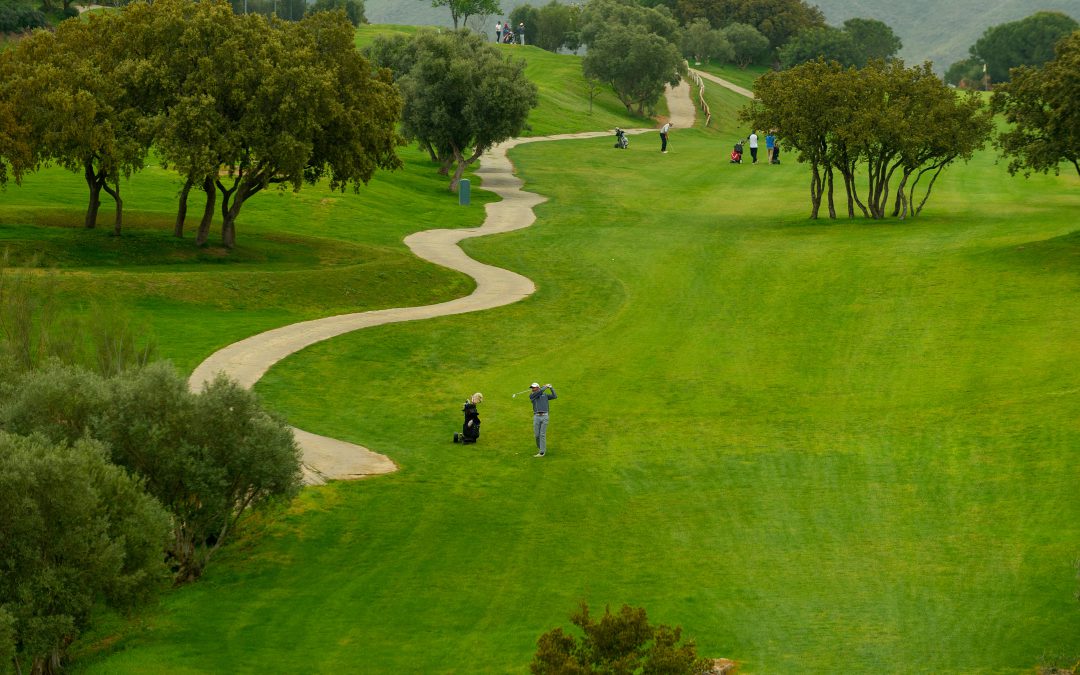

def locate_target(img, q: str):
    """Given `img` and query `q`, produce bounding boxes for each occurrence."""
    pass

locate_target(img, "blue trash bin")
[458,179,470,206]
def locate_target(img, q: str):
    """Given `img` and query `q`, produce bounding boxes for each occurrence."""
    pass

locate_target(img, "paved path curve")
[690,68,754,99]
[189,81,696,485]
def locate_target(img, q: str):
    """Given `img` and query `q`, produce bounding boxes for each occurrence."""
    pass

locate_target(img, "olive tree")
[578,0,685,115]
[0,12,149,233]
[531,603,709,674]
[0,362,304,583]
[369,30,537,192]
[0,433,171,675]
[991,30,1080,179]
[742,59,992,220]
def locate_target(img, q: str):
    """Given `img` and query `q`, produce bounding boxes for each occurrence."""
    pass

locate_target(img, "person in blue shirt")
[528,383,557,457]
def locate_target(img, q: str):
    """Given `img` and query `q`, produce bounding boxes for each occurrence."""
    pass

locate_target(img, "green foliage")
[96,364,304,582]
[366,29,537,191]
[0,432,171,674]
[780,18,902,69]
[841,17,902,65]
[743,59,992,218]
[944,56,985,88]
[672,0,825,58]
[0,11,148,233]
[527,1,580,53]
[720,21,768,68]
[531,603,709,674]
[578,0,685,117]
[778,25,857,68]
[579,0,679,47]
[0,5,46,32]
[0,0,403,249]
[681,17,733,65]
[0,608,13,675]
[991,30,1080,178]
[0,361,304,583]
[971,11,1079,83]
[307,0,366,26]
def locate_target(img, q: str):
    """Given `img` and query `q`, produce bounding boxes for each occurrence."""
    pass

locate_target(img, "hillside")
[812,0,1080,73]
[366,0,1080,73]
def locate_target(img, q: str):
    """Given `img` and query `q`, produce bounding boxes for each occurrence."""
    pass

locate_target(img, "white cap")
[530,382,540,388]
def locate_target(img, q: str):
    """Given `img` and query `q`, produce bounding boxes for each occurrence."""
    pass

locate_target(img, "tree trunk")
[101,180,122,235]
[912,164,946,217]
[809,163,822,219]
[175,177,193,237]
[196,176,216,246]
[826,165,836,219]
[83,161,103,229]
[449,149,467,193]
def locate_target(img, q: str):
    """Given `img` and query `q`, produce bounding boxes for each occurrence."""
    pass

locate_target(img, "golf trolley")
[614,128,629,149]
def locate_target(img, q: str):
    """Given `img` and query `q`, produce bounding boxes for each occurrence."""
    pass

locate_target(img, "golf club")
[511,388,531,398]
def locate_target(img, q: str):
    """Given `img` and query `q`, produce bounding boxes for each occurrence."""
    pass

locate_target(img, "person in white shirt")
[748,131,759,163]
[660,122,671,153]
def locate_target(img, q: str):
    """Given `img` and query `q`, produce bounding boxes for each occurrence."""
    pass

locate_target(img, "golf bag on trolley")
[501,30,515,44]
[730,139,744,163]
[614,128,629,149]
[453,395,482,444]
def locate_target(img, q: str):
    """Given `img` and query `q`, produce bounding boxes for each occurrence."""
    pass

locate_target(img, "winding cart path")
[189,81,696,485]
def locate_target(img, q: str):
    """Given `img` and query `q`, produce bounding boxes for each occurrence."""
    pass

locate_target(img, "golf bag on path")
[453,399,481,444]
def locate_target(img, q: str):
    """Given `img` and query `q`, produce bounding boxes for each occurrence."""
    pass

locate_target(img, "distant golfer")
[528,382,557,457]
[660,122,671,153]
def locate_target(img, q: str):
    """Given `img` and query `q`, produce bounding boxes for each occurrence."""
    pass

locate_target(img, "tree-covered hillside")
[808,0,1080,73]
[367,0,1080,73]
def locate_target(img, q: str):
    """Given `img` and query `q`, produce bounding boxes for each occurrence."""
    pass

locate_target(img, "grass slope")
[58,72,1080,673]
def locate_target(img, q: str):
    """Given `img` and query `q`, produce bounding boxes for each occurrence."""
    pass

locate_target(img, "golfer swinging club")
[528,382,557,457]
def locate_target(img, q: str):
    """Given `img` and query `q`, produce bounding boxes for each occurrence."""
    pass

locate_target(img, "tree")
[430,0,501,30]
[531,1,579,53]
[577,0,686,103]
[741,59,991,220]
[682,18,733,65]
[842,18,901,66]
[1,362,304,583]
[944,56,985,88]
[0,12,150,234]
[0,433,171,675]
[778,25,858,69]
[531,603,710,674]
[583,22,685,116]
[991,30,1080,179]
[369,30,537,192]
[509,3,540,46]
[307,0,366,26]
[579,0,680,47]
[971,11,1079,84]
[720,22,769,68]
[679,0,824,60]
[96,365,305,582]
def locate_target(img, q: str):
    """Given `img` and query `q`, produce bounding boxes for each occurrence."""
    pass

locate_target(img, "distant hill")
[366,0,1080,73]
[811,0,1080,73]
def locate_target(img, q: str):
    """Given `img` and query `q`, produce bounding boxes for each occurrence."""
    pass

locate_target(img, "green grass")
[0,145,488,372]
[5,28,1079,674]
